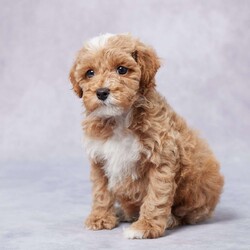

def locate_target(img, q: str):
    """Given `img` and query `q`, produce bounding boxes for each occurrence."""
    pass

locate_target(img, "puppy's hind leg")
[115,203,139,222]
[166,213,182,229]
[182,206,212,225]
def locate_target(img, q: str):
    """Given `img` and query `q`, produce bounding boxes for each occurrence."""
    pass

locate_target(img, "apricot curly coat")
[69,34,224,239]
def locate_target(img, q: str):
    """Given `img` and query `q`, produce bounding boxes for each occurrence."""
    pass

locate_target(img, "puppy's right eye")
[85,69,95,78]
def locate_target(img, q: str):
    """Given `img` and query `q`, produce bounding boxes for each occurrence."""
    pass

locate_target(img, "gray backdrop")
[1,0,250,249]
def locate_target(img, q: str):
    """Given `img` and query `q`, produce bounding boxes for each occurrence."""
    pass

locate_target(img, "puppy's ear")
[135,42,160,89]
[69,60,83,98]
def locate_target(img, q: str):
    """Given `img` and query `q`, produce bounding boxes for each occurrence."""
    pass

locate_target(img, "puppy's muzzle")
[96,88,110,101]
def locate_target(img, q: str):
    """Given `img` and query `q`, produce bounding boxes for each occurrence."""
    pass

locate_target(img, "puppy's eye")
[116,66,128,75]
[85,69,95,78]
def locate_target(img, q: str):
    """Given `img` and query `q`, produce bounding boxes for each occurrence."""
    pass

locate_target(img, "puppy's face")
[70,34,160,117]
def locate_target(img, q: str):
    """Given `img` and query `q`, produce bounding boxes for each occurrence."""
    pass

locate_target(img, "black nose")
[96,88,110,101]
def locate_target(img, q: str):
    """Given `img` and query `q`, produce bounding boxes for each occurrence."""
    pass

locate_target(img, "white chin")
[89,105,124,118]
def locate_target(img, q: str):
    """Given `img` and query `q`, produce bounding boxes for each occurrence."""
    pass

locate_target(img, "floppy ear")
[69,60,83,98]
[135,42,161,90]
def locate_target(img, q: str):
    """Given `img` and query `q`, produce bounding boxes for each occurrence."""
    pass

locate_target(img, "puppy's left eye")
[116,66,128,75]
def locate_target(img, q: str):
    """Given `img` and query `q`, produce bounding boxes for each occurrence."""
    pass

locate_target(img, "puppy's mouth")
[84,89,120,117]
[88,87,135,118]
[89,103,124,118]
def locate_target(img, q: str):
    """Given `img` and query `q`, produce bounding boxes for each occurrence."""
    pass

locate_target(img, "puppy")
[69,33,224,239]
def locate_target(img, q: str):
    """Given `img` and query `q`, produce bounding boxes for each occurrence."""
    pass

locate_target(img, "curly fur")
[69,33,224,239]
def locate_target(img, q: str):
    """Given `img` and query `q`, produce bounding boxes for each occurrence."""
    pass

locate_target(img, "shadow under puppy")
[69,33,224,239]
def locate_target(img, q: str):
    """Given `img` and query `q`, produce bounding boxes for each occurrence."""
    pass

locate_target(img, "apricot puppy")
[69,34,224,239]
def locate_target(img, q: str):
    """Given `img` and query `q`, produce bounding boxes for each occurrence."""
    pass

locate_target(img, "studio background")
[1,0,249,249]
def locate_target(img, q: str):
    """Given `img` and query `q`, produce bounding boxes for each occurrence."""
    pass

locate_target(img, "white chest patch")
[83,118,141,189]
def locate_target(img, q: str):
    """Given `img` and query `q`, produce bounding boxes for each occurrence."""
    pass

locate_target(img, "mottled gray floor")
[1,156,250,250]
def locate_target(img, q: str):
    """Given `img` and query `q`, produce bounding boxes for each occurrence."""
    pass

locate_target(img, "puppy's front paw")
[123,220,165,239]
[85,213,118,230]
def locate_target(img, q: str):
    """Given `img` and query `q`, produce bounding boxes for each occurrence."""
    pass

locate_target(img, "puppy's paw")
[85,213,118,230]
[123,220,165,239]
[115,206,137,222]
[123,227,144,239]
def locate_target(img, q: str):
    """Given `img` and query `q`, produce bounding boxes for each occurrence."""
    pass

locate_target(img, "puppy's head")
[69,34,160,117]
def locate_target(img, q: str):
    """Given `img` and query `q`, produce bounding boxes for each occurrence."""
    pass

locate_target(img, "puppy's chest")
[84,126,141,189]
